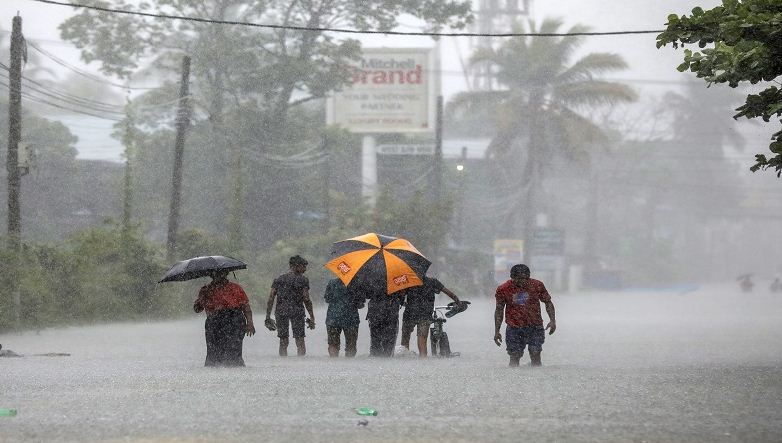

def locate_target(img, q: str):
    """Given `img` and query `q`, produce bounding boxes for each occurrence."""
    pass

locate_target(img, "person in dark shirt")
[401,275,460,357]
[494,264,556,367]
[324,278,364,357]
[265,255,315,357]
[364,282,404,357]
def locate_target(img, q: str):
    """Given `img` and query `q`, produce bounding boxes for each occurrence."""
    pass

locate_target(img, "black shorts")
[276,314,305,339]
[326,325,358,348]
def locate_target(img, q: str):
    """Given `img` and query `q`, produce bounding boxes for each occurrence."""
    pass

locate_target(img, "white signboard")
[376,144,434,155]
[327,48,437,133]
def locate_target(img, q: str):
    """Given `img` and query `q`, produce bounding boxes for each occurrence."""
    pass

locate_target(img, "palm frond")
[552,107,610,149]
[554,80,638,108]
[448,90,510,115]
[557,53,630,84]
[468,47,501,67]
[530,20,589,75]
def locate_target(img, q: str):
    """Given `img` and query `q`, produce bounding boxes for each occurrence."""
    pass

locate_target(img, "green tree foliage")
[449,19,636,254]
[0,222,166,332]
[657,1,782,176]
[59,0,471,138]
[59,0,472,249]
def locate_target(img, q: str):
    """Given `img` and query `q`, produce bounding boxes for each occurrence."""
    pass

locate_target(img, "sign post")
[529,228,566,290]
[494,239,525,285]
[327,48,437,203]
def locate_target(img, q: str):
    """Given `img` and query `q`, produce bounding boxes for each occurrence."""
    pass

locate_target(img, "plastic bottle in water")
[355,407,377,416]
[0,408,17,417]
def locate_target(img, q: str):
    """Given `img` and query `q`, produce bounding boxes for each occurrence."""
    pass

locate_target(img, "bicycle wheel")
[439,332,451,357]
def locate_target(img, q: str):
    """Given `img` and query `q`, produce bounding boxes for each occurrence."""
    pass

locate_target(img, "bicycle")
[429,301,470,358]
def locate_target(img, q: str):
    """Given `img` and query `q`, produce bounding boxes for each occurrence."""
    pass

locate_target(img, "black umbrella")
[159,255,247,283]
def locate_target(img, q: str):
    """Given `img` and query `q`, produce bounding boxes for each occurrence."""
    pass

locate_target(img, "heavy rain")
[1,0,781,442]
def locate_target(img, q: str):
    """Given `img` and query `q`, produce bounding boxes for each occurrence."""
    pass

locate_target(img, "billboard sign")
[529,228,565,256]
[327,48,437,133]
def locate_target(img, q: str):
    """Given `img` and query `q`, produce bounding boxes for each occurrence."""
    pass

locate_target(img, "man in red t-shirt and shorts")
[494,264,556,367]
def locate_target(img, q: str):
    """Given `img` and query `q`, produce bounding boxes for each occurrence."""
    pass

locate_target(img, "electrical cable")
[0,61,129,110]
[132,96,189,111]
[26,40,161,90]
[29,0,665,38]
[0,79,123,121]
[1,63,183,117]
[0,70,126,115]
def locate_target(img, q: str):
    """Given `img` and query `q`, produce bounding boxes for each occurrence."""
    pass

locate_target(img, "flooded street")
[1,1,781,442]
[2,285,782,442]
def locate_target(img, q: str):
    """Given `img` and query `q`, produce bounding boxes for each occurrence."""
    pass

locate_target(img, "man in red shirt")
[494,264,556,367]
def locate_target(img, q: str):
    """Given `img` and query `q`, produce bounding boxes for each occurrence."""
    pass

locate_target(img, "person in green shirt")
[324,278,364,357]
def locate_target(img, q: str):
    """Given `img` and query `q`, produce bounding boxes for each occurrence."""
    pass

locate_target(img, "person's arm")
[544,300,556,335]
[494,298,505,346]
[194,288,207,313]
[303,288,315,328]
[324,282,334,304]
[242,303,256,336]
[351,289,365,309]
[441,286,460,303]
[265,288,277,319]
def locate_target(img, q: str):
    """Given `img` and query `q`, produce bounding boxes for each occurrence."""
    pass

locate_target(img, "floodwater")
[2,285,782,442]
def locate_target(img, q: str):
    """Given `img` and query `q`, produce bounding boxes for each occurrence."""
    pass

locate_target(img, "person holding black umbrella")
[193,269,256,367]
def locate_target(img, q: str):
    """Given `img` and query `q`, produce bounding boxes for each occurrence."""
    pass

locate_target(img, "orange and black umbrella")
[324,233,430,295]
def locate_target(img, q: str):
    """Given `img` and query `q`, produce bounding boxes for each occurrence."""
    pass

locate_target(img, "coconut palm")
[664,79,747,153]
[450,18,637,255]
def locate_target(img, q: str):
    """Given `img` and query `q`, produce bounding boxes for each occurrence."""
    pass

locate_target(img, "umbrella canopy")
[159,255,247,283]
[324,233,430,295]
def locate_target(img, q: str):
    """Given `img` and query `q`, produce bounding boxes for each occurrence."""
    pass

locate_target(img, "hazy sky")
[1,0,721,90]
[0,0,754,162]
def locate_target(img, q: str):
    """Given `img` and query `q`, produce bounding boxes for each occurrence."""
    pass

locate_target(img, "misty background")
[0,0,780,332]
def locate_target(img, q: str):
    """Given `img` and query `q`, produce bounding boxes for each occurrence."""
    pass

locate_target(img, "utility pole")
[431,95,443,202]
[6,15,23,252]
[429,95,444,267]
[321,134,330,231]
[6,15,23,329]
[469,0,532,90]
[121,99,135,249]
[228,143,244,253]
[166,55,191,262]
[456,146,468,243]
[361,135,376,206]
[584,155,599,277]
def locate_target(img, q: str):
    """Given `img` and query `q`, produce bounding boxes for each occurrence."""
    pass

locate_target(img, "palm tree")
[450,18,636,259]
[665,79,747,153]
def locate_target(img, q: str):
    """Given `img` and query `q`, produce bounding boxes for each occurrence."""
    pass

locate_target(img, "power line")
[26,40,161,90]
[0,72,126,117]
[0,69,126,115]
[0,79,123,121]
[29,0,665,38]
